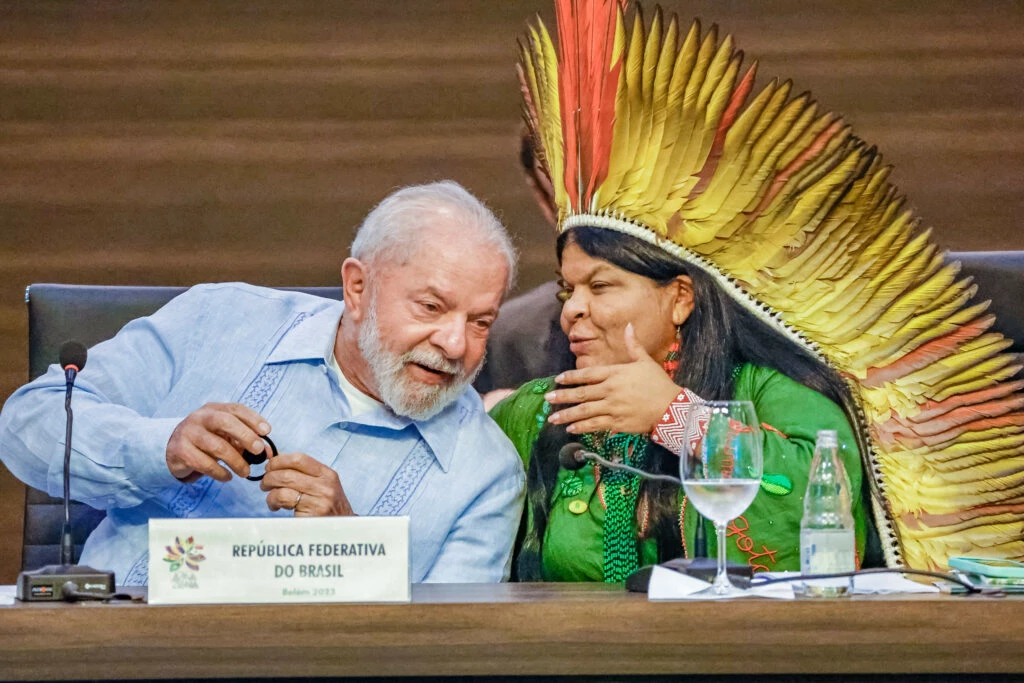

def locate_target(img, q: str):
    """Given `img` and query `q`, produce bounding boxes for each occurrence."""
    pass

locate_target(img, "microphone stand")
[17,347,116,601]
[60,372,75,566]
[561,443,749,587]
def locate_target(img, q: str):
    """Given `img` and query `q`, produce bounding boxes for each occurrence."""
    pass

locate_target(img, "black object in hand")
[243,435,278,481]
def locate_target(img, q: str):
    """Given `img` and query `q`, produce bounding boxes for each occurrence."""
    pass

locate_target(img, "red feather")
[555,0,580,207]
[691,58,755,196]
[746,115,844,220]
[585,0,623,201]
[556,0,624,209]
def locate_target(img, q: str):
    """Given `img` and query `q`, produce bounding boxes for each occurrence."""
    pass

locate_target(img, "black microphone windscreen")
[59,341,88,372]
[558,442,588,471]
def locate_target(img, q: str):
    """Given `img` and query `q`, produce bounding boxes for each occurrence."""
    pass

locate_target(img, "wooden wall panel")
[0,0,1021,582]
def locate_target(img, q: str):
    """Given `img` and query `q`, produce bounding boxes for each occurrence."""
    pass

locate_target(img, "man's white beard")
[357,296,483,421]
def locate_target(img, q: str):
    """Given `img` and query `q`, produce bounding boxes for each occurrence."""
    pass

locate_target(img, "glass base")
[711,573,744,596]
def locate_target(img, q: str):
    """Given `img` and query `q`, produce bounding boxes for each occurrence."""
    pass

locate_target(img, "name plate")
[148,516,410,604]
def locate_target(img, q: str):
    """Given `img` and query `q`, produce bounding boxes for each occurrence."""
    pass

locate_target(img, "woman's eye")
[556,288,571,303]
[590,282,609,292]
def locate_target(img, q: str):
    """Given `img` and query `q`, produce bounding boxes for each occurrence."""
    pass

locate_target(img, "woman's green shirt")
[489,364,867,581]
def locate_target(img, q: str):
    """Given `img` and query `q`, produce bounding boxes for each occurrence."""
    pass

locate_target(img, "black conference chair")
[20,283,344,571]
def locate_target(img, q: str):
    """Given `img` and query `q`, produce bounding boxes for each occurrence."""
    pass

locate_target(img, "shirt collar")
[265,299,464,472]
[339,400,465,473]
[266,300,345,365]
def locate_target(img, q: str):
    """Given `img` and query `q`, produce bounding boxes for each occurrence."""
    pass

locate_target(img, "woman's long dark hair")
[516,225,867,580]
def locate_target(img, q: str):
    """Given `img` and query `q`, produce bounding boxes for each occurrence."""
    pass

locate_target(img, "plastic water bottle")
[800,429,855,597]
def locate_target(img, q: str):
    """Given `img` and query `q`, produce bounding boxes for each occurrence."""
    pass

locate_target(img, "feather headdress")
[518,0,1024,570]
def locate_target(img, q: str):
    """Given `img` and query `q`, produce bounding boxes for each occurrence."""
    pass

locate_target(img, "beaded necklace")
[582,431,648,582]
[581,335,682,583]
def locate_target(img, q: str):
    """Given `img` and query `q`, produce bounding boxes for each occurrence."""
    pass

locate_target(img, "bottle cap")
[816,429,838,448]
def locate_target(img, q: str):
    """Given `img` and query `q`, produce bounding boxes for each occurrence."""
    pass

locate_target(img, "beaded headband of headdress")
[518,0,1024,570]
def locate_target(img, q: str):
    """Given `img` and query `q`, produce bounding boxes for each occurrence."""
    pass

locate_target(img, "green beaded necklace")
[581,337,682,583]
[583,431,649,582]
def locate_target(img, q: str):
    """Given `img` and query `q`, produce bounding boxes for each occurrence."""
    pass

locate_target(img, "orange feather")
[878,412,1024,450]
[863,315,996,387]
[911,380,1024,422]
[903,502,1024,530]
[883,395,1024,438]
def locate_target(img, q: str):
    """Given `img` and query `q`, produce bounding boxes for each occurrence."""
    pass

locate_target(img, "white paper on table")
[853,572,939,593]
[755,571,939,594]
[0,585,16,605]
[647,565,795,600]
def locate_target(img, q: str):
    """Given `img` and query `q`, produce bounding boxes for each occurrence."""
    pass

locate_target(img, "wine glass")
[679,400,763,595]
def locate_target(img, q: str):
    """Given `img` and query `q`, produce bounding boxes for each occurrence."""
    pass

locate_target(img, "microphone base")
[626,557,754,592]
[16,564,115,601]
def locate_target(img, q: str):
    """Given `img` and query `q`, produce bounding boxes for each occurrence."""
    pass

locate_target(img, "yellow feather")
[932,444,1024,471]
[645,18,701,205]
[517,3,1024,571]
[633,13,678,210]
[607,10,648,206]
[931,358,1023,402]
[890,334,1013,390]
[850,292,983,373]
[669,26,724,190]
[677,81,790,232]
[600,9,635,201]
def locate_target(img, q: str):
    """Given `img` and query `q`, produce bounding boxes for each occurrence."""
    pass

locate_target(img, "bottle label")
[800,528,855,592]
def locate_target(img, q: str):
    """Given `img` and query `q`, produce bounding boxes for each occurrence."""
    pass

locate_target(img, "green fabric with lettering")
[489,364,867,581]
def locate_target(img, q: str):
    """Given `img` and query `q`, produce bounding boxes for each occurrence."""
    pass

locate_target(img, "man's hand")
[261,453,356,517]
[166,402,271,483]
[545,323,681,435]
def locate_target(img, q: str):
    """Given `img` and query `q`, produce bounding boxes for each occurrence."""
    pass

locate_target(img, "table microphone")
[16,341,117,602]
[558,442,708,557]
[558,442,682,484]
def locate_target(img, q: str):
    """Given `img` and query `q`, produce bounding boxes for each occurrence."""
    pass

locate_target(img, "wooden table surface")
[0,582,1022,680]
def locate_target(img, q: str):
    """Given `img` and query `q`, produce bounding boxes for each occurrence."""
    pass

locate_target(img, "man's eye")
[420,301,440,313]
[590,282,609,292]
[556,289,571,303]
[472,319,493,331]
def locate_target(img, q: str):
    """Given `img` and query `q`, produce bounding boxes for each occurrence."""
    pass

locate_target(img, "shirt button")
[568,500,588,515]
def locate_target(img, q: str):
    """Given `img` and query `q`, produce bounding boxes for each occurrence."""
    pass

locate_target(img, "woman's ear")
[671,275,695,327]
[341,257,370,322]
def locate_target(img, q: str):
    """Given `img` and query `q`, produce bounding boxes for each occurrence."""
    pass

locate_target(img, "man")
[0,180,525,584]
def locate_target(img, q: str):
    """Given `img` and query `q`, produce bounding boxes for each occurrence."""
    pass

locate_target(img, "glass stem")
[713,521,730,593]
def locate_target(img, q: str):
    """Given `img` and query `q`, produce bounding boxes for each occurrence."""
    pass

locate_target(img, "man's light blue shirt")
[0,283,525,584]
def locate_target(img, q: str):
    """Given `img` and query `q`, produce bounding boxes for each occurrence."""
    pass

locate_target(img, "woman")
[500,0,1024,576]
[491,225,869,582]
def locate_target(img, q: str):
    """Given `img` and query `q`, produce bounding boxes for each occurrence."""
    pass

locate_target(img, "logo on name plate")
[164,536,205,589]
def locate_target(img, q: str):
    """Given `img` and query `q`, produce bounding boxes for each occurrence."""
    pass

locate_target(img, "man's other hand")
[165,402,271,483]
[261,453,356,517]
